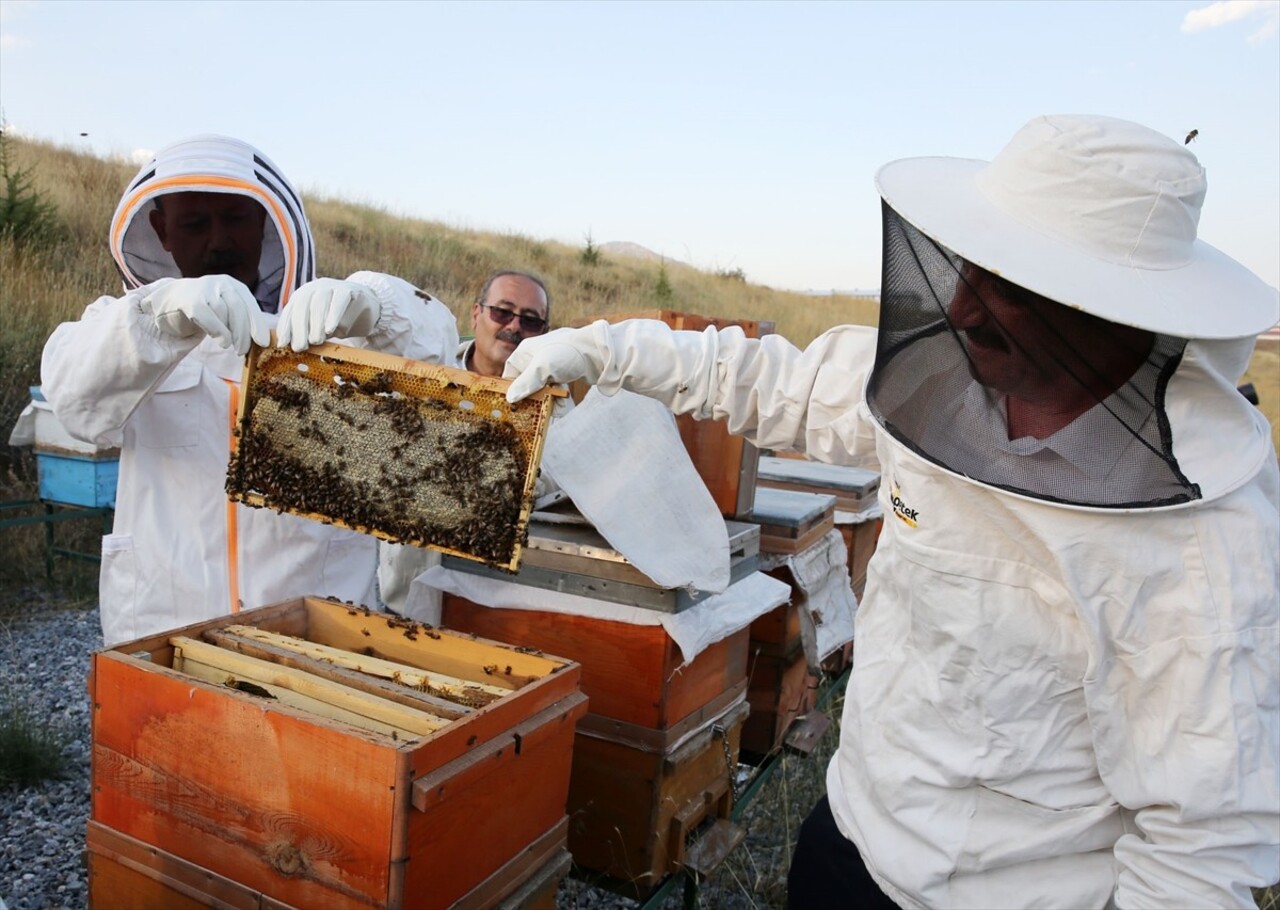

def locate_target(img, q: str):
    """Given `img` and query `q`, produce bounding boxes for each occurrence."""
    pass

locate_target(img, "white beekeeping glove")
[142,275,271,356]
[276,278,382,352]
[503,326,599,403]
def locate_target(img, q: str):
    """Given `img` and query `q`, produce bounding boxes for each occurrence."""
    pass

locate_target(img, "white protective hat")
[875,114,1279,339]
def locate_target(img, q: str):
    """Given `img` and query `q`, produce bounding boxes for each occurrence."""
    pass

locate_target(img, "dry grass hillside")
[2,132,1277,522]
[0,138,877,447]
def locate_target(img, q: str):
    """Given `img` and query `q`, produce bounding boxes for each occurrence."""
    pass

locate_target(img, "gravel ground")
[0,592,97,910]
[0,592,834,910]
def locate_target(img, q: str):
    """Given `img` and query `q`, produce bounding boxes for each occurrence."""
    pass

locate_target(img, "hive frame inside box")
[569,310,771,518]
[89,595,586,910]
[226,342,564,572]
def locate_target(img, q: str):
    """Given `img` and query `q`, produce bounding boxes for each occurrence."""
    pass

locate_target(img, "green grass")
[0,694,69,787]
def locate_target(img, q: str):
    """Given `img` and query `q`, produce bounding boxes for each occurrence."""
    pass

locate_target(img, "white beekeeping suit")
[504,116,1280,908]
[42,135,457,646]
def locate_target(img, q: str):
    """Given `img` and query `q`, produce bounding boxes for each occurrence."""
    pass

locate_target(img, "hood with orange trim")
[108,135,315,313]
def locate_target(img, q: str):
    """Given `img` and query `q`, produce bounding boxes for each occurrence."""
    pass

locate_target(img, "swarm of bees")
[227,348,549,570]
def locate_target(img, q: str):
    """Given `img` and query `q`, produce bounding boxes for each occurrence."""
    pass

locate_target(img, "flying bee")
[1185,129,1198,145]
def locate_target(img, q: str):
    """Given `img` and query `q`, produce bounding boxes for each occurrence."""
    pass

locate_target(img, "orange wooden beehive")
[87,596,586,910]
[570,310,768,518]
[440,595,751,895]
[740,596,819,763]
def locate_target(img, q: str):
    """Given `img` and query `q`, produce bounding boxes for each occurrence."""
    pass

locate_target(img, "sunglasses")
[479,303,548,334]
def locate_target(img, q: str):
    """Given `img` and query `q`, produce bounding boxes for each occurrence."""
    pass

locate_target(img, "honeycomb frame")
[226,342,563,572]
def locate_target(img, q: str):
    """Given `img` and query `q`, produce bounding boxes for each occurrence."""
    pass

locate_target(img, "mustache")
[496,330,524,345]
[197,251,248,276]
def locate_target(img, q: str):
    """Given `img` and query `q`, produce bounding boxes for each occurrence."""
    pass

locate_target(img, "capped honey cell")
[226,343,562,572]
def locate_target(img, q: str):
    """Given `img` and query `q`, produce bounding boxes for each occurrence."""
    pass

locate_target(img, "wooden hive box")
[440,595,747,730]
[87,822,571,910]
[839,515,884,600]
[569,310,770,518]
[439,595,752,895]
[755,455,880,513]
[88,595,586,910]
[740,597,819,763]
[749,487,836,556]
[568,684,750,898]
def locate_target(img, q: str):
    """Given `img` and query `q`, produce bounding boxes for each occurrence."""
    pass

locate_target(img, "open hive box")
[226,342,564,572]
[87,595,586,910]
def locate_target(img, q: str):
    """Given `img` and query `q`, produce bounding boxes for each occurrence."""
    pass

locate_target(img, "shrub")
[580,231,600,267]
[655,262,674,303]
[0,127,61,249]
[0,695,69,786]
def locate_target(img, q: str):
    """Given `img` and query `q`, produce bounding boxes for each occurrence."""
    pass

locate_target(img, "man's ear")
[148,207,172,251]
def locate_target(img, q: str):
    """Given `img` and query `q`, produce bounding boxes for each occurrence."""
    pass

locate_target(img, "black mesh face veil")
[866,202,1200,508]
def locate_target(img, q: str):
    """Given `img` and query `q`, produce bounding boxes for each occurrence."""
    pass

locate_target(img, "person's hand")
[276,278,382,352]
[503,328,594,403]
[143,275,270,356]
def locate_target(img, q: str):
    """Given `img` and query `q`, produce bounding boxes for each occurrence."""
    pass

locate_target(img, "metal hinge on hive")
[225,342,565,572]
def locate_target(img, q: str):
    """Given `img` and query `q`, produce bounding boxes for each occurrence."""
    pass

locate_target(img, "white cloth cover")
[758,528,857,669]
[417,564,790,665]
[539,387,730,593]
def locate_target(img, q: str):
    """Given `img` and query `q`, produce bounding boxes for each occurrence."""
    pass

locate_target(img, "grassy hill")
[0,135,878,446]
[1,133,1277,584]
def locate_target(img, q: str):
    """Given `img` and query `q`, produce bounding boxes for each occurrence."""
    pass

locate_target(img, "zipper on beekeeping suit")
[223,378,241,615]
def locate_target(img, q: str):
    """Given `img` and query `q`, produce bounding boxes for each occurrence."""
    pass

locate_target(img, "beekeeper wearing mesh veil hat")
[42,135,458,648]
[504,115,1280,909]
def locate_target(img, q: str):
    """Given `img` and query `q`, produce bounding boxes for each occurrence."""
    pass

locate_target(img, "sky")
[1,0,1277,295]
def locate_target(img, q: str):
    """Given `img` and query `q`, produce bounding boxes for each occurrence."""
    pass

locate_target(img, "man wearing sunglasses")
[462,270,551,377]
[379,269,556,619]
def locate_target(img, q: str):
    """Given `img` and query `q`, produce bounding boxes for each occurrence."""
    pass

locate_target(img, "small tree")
[0,125,61,248]
[655,261,674,303]
[580,231,600,267]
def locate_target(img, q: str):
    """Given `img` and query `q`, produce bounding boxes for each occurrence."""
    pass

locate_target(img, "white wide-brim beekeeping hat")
[875,114,1279,339]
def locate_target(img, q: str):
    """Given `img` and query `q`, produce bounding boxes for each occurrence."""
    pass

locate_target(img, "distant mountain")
[799,288,881,300]
[598,241,689,268]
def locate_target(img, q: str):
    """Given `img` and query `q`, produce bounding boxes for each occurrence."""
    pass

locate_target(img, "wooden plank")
[301,596,564,688]
[441,597,748,729]
[220,625,508,704]
[91,651,399,908]
[412,692,588,812]
[171,638,439,739]
[87,820,264,910]
[204,627,470,720]
[402,697,584,908]
[447,819,567,910]
[759,518,833,555]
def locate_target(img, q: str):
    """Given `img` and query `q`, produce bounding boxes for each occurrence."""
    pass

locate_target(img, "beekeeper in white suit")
[505,115,1280,909]
[42,134,458,647]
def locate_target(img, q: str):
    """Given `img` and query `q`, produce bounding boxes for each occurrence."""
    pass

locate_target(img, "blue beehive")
[16,387,120,508]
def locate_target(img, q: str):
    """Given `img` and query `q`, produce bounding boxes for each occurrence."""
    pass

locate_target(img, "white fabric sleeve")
[1081,491,1280,908]
[40,285,201,447]
[343,271,459,364]
[544,318,881,468]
